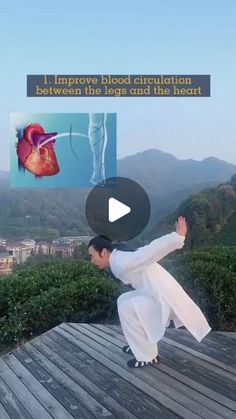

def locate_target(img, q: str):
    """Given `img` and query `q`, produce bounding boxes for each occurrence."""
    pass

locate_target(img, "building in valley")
[0,252,14,274]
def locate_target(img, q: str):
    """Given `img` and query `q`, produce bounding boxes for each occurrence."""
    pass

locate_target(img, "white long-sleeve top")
[109,232,211,342]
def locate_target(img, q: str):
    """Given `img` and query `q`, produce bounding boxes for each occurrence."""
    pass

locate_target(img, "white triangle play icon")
[108,197,131,222]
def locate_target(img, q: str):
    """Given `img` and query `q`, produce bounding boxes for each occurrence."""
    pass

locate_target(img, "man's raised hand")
[175,216,187,237]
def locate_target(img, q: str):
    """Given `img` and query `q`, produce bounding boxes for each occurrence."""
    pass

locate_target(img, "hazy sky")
[0,0,236,170]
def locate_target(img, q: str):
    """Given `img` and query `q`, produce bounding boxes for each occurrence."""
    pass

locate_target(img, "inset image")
[10,113,116,187]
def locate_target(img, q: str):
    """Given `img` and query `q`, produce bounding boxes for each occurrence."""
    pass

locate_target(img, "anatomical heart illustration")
[16,123,59,177]
[10,113,117,188]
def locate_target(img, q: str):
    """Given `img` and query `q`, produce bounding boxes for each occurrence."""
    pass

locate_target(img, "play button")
[85,177,151,241]
[109,198,131,222]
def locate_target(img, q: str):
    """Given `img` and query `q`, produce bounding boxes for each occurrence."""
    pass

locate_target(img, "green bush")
[162,246,236,331]
[0,258,101,317]
[0,259,120,346]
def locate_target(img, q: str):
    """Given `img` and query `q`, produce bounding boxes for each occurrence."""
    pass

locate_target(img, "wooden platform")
[0,323,235,418]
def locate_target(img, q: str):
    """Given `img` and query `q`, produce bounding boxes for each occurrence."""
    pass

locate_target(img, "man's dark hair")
[88,235,137,255]
[88,235,115,254]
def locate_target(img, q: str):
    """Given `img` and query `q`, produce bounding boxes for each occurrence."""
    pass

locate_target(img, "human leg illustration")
[88,113,107,185]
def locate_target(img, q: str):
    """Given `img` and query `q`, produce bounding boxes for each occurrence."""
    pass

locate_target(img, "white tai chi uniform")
[109,232,211,362]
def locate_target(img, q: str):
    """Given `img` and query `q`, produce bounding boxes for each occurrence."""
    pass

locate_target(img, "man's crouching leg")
[117,293,159,368]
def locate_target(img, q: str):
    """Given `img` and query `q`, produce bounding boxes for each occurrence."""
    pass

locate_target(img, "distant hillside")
[118,149,236,222]
[0,179,89,240]
[214,211,236,245]
[148,174,236,248]
[118,150,236,196]
[1,150,236,240]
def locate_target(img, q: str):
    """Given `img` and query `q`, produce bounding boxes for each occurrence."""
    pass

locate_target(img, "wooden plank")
[59,323,218,419]
[106,324,124,333]
[43,331,175,419]
[110,325,236,350]
[108,324,236,377]
[0,403,11,419]
[95,324,236,382]
[164,329,236,365]
[107,325,236,388]
[216,332,236,341]
[85,324,236,417]
[93,324,235,399]
[108,324,236,403]
[81,323,130,352]
[193,331,236,351]
[164,329,236,366]
[162,336,236,376]
[41,332,170,419]
[91,324,236,405]
[26,337,139,419]
[3,323,235,419]
[54,324,200,419]
[160,342,236,402]
[16,338,114,419]
[77,323,236,418]
[0,376,32,419]
[0,357,53,419]
[12,347,95,419]
[170,330,236,357]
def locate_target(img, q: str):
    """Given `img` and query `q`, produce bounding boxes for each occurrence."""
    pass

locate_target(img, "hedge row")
[0,259,120,346]
[162,246,236,330]
[0,259,100,317]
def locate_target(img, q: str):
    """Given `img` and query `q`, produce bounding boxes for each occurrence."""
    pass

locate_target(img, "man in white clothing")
[88,216,211,368]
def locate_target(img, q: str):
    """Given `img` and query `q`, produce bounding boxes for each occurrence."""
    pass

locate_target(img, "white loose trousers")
[117,290,171,361]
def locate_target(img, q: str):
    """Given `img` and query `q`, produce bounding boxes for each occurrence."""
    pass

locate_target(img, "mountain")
[118,149,236,223]
[1,150,236,240]
[118,149,236,197]
[148,174,236,248]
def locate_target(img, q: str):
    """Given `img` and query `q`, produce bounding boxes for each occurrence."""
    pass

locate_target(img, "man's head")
[88,235,114,270]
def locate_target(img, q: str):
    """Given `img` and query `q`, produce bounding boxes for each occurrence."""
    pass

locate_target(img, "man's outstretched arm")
[116,216,187,272]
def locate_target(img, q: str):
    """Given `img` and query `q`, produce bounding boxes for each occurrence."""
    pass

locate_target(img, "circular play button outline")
[108,197,131,222]
[85,176,151,241]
